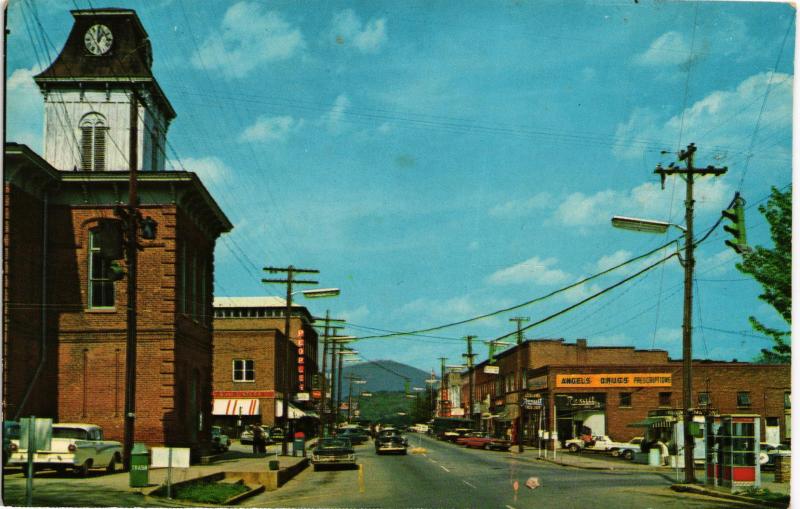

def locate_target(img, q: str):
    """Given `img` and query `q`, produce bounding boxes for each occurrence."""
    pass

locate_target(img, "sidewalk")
[2,441,314,507]
[509,446,790,506]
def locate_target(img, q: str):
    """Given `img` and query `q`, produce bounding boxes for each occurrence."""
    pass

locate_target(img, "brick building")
[211,297,321,437]
[460,338,790,447]
[3,8,232,455]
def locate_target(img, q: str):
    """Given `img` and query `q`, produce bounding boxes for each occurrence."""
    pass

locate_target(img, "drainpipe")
[14,191,48,420]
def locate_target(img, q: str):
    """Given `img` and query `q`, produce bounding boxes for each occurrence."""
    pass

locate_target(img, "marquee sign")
[555,373,672,388]
[297,329,305,391]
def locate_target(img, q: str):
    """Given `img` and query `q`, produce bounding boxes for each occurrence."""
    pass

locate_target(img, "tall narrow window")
[88,230,115,308]
[80,113,107,171]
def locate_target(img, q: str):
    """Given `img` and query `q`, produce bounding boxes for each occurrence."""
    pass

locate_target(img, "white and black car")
[375,429,408,455]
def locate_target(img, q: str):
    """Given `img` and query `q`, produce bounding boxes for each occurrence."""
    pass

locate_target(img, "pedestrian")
[252,426,266,455]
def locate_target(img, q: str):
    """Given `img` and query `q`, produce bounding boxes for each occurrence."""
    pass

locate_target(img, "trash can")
[268,459,280,471]
[648,447,661,467]
[293,437,305,457]
[129,443,149,487]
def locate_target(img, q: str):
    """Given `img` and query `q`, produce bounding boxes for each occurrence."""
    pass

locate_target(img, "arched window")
[80,113,107,171]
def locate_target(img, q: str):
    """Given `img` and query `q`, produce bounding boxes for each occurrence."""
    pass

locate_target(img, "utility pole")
[655,143,726,483]
[122,92,139,471]
[439,357,447,417]
[315,315,345,436]
[462,336,477,429]
[262,265,319,456]
[510,317,529,453]
[336,347,344,427]
[318,311,331,437]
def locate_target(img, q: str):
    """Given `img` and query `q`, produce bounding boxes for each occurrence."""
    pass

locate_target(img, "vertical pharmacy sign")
[297,328,305,391]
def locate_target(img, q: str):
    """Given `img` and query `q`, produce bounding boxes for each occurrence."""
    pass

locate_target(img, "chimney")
[577,339,587,349]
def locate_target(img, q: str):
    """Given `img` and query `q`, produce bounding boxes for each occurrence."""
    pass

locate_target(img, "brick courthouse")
[3,9,232,454]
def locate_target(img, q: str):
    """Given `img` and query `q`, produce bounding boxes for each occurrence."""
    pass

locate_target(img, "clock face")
[84,24,113,55]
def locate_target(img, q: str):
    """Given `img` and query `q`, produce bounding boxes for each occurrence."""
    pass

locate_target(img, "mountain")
[338,360,435,396]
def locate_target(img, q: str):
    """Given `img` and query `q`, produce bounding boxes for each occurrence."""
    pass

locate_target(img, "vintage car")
[8,423,122,476]
[311,438,356,470]
[460,433,512,451]
[443,428,473,443]
[564,435,630,453]
[610,437,643,460]
[337,427,369,445]
[375,430,408,455]
[3,421,20,465]
[211,426,231,453]
[760,443,790,470]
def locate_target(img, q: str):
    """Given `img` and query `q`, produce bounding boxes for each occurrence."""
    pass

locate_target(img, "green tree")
[736,186,791,363]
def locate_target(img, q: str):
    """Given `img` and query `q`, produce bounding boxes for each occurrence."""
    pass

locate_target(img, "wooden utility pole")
[262,265,319,455]
[315,315,345,436]
[122,92,139,470]
[654,143,726,483]
[510,317,529,452]
[462,336,477,428]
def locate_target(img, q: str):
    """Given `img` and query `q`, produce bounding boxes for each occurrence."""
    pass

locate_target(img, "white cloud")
[697,249,737,277]
[552,179,732,229]
[595,250,633,273]
[320,94,351,133]
[329,9,387,53]
[239,115,304,142]
[341,305,370,324]
[175,156,233,187]
[191,3,305,78]
[6,66,44,152]
[614,72,793,161]
[487,256,571,286]
[488,192,551,219]
[633,31,691,66]
[553,190,617,227]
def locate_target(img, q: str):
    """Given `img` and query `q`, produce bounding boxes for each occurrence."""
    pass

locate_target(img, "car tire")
[75,460,91,477]
[106,454,119,474]
[622,450,634,460]
[568,444,580,453]
[485,444,491,450]
[611,449,620,457]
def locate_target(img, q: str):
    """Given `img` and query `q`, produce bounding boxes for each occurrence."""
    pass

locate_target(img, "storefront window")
[619,393,632,407]
[658,392,671,407]
[698,392,710,406]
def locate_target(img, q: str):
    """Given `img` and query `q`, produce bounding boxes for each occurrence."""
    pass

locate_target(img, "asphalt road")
[246,433,750,508]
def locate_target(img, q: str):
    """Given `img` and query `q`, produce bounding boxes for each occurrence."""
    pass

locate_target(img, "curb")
[671,484,790,508]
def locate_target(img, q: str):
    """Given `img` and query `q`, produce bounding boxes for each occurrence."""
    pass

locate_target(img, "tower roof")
[34,9,175,119]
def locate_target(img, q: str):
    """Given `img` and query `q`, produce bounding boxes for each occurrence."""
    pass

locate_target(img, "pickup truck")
[8,423,122,476]
[564,435,640,459]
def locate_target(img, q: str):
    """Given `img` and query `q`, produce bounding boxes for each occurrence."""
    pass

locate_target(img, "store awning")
[212,399,260,416]
[628,416,674,428]
[274,401,310,419]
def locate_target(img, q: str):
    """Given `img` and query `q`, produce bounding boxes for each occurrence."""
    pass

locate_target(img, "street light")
[611,215,685,234]
[299,288,341,298]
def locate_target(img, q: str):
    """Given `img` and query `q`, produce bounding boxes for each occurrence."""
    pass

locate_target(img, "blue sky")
[5,1,795,374]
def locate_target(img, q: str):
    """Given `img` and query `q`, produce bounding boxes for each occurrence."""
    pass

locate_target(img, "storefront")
[555,393,606,446]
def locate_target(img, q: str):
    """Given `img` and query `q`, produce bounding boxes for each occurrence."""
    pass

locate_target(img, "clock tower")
[34,9,176,172]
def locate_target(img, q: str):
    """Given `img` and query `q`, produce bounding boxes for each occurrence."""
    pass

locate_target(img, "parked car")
[610,437,643,460]
[311,438,356,470]
[3,421,20,465]
[410,423,429,433]
[455,431,486,446]
[211,426,231,452]
[760,443,790,470]
[8,423,122,477]
[460,433,512,451]
[443,428,473,443]
[337,427,369,445]
[564,435,632,455]
[375,430,408,455]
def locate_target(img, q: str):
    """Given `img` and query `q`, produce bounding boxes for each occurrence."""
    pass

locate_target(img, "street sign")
[295,392,310,401]
[484,365,500,374]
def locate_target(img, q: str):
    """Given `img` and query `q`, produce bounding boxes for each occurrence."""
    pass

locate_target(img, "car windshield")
[319,439,350,449]
[52,427,90,439]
